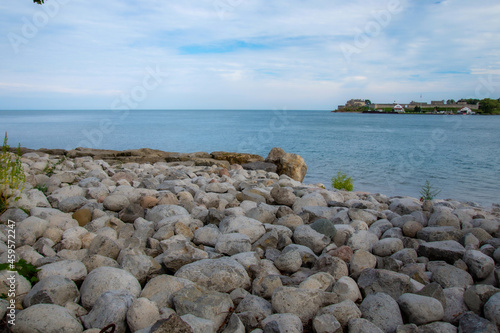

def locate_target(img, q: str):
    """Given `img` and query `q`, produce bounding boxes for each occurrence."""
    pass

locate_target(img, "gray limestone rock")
[347,230,379,252]
[360,292,403,333]
[193,224,221,247]
[463,249,496,280]
[149,314,194,333]
[350,249,377,278]
[215,233,252,255]
[292,224,331,254]
[140,274,194,308]
[332,276,362,303]
[145,204,190,223]
[236,294,273,331]
[348,318,384,333]
[348,208,378,226]
[428,210,460,229]
[37,259,88,283]
[484,292,500,331]
[58,196,88,213]
[172,285,234,329]
[442,287,467,325]
[317,299,362,328]
[174,258,251,293]
[274,249,302,273]
[23,275,80,308]
[389,198,422,215]
[416,282,446,309]
[11,304,83,333]
[357,268,415,300]
[372,238,404,257]
[310,218,337,238]
[87,234,121,259]
[427,261,474,289]
[418,322,457,333]
[126,297,161,332]
[464,285,499,316]
[81,291,135,333]
[417,240,465,264]
[313,314,342,333]
[416,226,463,242]
[80,266,141,309]
[219,216,266,243]
[397,293,444,326]
[272,286,332,324]
[262,313,303,333]
[271,186,296,207]
[458,311,499,333]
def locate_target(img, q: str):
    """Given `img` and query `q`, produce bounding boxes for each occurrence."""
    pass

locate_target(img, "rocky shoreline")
[0,148,499,333]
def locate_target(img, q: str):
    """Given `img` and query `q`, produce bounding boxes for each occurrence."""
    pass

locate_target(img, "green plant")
[0,259,40,288]
[43,163,55,176]
[34,184,48,193]
[332,170,353,191]
[0,133,26,214]
[420,180,441,201]
[43,156,66,177]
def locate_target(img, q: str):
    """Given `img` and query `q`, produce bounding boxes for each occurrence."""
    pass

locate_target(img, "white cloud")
[0,0,499,109]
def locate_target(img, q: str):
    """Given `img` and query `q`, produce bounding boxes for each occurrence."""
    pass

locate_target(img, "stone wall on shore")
[12,147,308,182]
[0,150,499,333]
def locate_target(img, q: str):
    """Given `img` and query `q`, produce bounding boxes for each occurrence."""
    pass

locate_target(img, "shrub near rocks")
[0,150,499,332]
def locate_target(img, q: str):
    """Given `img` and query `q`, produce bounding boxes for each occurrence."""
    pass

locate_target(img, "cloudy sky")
[1,0,499,110]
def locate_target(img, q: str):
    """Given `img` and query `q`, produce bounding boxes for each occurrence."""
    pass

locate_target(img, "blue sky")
[0,0,499,110]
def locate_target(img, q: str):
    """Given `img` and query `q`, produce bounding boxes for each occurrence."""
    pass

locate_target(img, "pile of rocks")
[0,149,499,333]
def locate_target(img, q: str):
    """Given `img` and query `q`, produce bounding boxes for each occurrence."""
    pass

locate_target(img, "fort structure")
[337,99,480,111]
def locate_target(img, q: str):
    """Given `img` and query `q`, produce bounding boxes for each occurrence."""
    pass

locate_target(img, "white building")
[393,104,405,113]
[458,107,474,115]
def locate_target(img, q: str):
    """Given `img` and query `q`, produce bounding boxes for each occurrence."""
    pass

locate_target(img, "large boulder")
[140,275,194,308]
[219,216,266,243]
[172,285,234,329]
[81,291,135,333]
[23,275,80,307]
[316,299,362,328]
[262,314,303,333]
[427,261,474,289]
[80,266,141,309]
[265,147,307,182]
[484,292,500,330]
[463,249,496,280]
[397,293,445,326]
[11,304,83,333]
[357,269,414,300]
[37,259,87,283]
[272,287,333,324]
[359,292,403,332]
[174,258,251,293]
[417,240,466,264]
[126,297,161,332]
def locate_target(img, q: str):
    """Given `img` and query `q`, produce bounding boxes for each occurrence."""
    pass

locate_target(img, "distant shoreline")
[330,110,490,115]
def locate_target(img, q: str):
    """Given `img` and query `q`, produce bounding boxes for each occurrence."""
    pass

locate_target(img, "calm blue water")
[1,110,499,207]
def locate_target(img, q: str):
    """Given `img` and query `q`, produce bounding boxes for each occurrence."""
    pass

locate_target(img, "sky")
[0,0,500,110]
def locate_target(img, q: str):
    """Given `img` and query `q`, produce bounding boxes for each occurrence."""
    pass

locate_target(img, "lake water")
[1,109,499,207]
